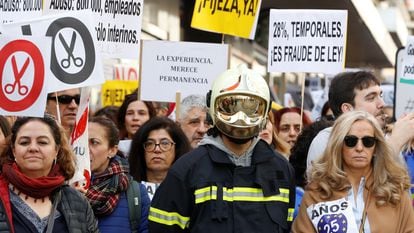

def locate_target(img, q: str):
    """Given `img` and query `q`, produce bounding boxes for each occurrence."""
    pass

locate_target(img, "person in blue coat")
[86,116,150,233]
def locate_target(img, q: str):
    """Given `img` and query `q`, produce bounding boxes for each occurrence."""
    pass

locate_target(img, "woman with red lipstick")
[292,111,414,233]
[128,117,191,200]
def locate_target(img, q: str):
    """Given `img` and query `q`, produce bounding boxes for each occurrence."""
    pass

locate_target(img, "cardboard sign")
[191,0,261,39]
[140,40,228,102]
[268,9,348,74]
[0,35,51,117]
[43,0,144,59]
[101,80,137,106]
[2,12,105,92]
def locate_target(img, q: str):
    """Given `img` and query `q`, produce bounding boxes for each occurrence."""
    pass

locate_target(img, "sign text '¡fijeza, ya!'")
[0,0,41,11]
[197,0,258,17]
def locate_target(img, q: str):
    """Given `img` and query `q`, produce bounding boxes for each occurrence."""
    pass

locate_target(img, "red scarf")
[2,163,65,199]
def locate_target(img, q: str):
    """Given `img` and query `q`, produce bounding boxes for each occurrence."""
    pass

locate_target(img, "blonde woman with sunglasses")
[292,111,414,233]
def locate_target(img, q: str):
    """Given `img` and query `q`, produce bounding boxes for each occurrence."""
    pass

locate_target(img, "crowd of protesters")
[0,67,414,232]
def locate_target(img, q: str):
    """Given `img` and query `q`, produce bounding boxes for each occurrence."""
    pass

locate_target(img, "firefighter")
[149,65,295,233]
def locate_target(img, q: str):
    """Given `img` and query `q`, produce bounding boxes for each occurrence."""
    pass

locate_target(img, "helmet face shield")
[214,94,267,139]
[215,94,267,125]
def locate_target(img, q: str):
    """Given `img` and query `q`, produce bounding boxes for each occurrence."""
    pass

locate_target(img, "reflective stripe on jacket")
[149,140,295,233]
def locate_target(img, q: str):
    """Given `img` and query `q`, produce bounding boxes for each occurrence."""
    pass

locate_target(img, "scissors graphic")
[5,55,30,96]
[59,31,84,69]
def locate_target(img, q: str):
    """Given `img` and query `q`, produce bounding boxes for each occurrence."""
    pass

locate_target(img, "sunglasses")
[344,135,376,148]
[48,95,80,105]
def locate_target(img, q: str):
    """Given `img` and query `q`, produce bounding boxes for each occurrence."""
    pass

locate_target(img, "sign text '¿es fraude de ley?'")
[270,20,344,64]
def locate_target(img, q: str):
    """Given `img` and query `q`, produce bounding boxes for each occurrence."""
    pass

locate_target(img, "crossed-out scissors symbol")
[59,31,84,69]
[5,55,30,95]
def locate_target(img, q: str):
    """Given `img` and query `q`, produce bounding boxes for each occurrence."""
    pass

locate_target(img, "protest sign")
[0,0,42,24]
[101,80,137,106]
[395,41,414,118]
[69,87,91,188]
[268,9,347,74]
[140,40,228,102]
[43,0,144,59]
[191,0,261,39]
[114,63,139,80]
[2,12,105,92]
[0,35,51,117]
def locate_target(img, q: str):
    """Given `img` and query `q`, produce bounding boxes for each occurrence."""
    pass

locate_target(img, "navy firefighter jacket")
[149,140,296,233]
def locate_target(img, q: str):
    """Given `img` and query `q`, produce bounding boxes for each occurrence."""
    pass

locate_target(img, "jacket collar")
[205,140,276,165]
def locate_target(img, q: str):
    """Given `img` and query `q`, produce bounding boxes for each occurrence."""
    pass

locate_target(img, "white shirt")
[347,177,371,233]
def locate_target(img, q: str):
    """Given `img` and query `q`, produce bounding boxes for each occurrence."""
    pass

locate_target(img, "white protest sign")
[0,35,51,117]
[2,12,105,92]
[43,0,144,59]
[140,40,229,102]
[268,9,347,74]
[396,42,414,118]
[0,0,42,24]
[69,87,91,188]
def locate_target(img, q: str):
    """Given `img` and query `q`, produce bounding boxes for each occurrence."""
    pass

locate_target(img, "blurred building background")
[107,0,412,113]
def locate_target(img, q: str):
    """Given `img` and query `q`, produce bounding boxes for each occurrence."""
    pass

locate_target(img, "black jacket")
[149,140,295,233]
[0,179,99,233]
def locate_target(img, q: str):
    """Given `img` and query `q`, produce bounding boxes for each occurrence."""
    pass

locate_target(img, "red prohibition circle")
[0,40,44,112]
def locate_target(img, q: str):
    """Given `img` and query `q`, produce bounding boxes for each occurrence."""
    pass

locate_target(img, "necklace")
[8,183,50,203]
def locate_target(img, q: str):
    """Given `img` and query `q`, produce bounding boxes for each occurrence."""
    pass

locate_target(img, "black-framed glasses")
[48,95,80,105]
[344,135,376,148]
[143,139,175,152]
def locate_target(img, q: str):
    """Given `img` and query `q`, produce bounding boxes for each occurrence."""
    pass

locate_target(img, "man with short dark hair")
[307,71,414,173]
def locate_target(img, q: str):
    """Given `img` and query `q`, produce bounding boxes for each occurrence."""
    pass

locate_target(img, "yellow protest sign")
[101,80,138,107]
[191,0,261,39]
